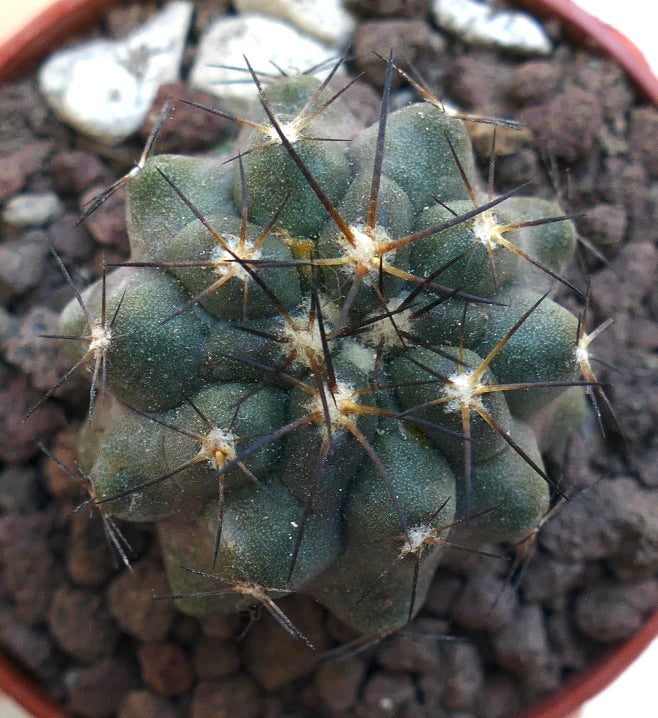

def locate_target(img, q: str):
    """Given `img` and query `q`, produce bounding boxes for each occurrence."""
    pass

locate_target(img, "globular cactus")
[58,59,590,639]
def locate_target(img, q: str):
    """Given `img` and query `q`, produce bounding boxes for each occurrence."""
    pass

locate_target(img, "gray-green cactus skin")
[60,71,587,637]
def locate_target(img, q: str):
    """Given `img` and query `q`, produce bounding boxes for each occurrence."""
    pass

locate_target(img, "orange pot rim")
[514,0,658,105]
[0,1,656,716]
[512,607,658,718]
[0,651,69,718]
[0,0,118,84]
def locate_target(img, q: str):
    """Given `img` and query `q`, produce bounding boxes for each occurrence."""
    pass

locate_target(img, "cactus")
[57,59,591,639]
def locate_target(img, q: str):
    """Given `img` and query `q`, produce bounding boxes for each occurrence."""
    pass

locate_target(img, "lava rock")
[138,641,195,697]
[574,578,658,643]
[189,675,262,718]
[108,560,177,641]
[48,583,119,663]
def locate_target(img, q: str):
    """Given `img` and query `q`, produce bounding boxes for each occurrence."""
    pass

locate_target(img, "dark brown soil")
[1,2,657,717]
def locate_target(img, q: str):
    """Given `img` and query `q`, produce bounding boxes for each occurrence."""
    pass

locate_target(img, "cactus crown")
[56,57,592,639]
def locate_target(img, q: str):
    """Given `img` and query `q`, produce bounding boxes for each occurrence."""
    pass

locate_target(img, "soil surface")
[1,2,657,718]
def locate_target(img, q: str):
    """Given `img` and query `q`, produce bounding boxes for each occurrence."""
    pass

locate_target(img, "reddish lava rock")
[108,560,176,642]
[0,513,61,624]
[360,670,416,717]
[189,675,262,718]
[0,141,53,201]
[629,106,658,178]
[574,578,658,643]
[117,689,180,718]
[42,423,85,499]
[79,182,128,252]
[192,636,241,680]
[141,82,232,153]
[519,86,604,162]
[68,657,140,718]
[353,19,445,89]
[66,509,119,587]
[242,595,329,691]
[50,150,109,196]
[137,641,194,697]
[507,60,561,105]
[48,584,119,663]
[0,372,65,463]
[314,656,366,713]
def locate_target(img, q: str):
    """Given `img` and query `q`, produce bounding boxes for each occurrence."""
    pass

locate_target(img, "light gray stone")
[234,0,356,46]
[189,14,335,117]
[2,192,63,226]
[432,0,551,55]
[38,1,193,144]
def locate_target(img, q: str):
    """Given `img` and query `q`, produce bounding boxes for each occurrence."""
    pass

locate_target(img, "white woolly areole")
[306,380,356,432]
[575,342,590,366]
[400,525,433,556]
[363,296,413,350]
[281,299,339,368]
[265,118,300,145]
[88,324,111,353]
[197,427,238,469]
[283,319,325,367]
[339,224,393,285]
[443,370,483,413]
[472,211,501,250]
[210,233,261,282]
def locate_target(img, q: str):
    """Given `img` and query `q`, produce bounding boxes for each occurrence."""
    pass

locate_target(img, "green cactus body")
[307,422,457,633]
[60,68,586,637]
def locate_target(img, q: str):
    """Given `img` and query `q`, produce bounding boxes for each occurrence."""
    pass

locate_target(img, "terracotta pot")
[0,0,121,84]
[0,652,68,718]
[514,0,658,105]
[513,607,658,718]
[0,2,655,717]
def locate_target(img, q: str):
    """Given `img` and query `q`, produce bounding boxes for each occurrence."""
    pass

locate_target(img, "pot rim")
[0,651,68,717]
[512,607,658,718]
[0,1,656,717]
[0,0,118,84]
[514,0,658,105]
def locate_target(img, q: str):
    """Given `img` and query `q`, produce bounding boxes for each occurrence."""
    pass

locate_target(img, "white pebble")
[432,0,551,55]
[2,192,63,226]
[234,0,356,46]
[39,1,193,144]
[190,14,336,118]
